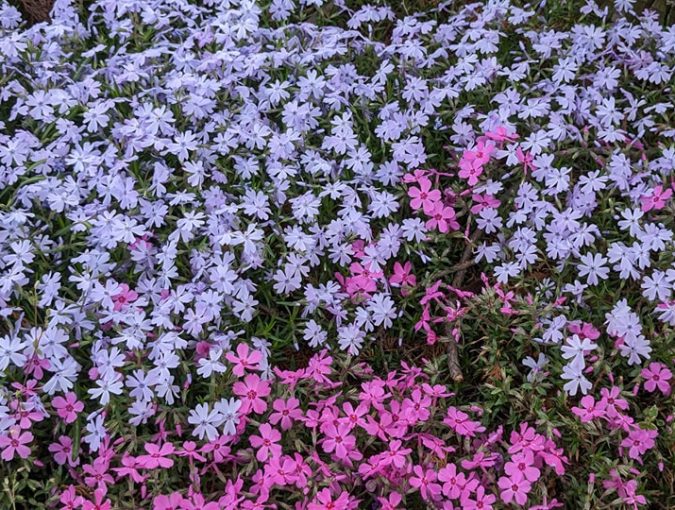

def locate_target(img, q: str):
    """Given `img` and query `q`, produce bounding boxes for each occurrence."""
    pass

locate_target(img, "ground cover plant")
[0,0,673,508]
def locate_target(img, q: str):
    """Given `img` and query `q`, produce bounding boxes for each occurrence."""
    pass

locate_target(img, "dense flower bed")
[0,0,673,508]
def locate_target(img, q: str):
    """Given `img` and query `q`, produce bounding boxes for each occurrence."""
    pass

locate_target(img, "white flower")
[561,335,597,366]
[188,403,223,441]
[367,293,397,328]
[214,398,241,436]
[577,253,609,286]
[197,348,227,378]
[561,362,592,396]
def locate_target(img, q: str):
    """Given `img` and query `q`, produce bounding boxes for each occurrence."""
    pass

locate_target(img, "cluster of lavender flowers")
[0,0,673,507]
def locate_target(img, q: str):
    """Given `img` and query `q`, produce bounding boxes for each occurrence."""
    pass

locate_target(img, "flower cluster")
[0,0,673,507]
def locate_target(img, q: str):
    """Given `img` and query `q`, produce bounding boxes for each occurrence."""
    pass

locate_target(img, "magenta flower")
[249,423,282,462]
[516,146,535,173]
[382,439,411,469]
[112,283,138,311]
[377,492,402,510]
[153,493,185,510]
[410,465,442,501]
[52,392,84,424]
[269,397,302,430]
[485,125,518,142]
[621,427,657,461]
[389,261,416,288]
[226,343,263,377]
[0,428,33,461]
[322,423,357,461]
[83,458,114,489]
[640,185,672,212]
[598,387,629,418]
[307,489,351,510]
[458,158,484,186]
[504,450,541,482]
[498,472,532,505]
[571,395,607,423]
[464,485,497,510]
[425,202,459,233]
[82,488,111,510]
[233,374,271,414]
[467,140,495,165]
[444,407,485,437]
[113,454,146,483]
[59,486,84,510]
[641,362,672,395]
[176,441,206,462]
[402,388,432,423]
[408,176,441,213]
[137,442,175,469]
[48,435,76,466]
[438,462,466,499]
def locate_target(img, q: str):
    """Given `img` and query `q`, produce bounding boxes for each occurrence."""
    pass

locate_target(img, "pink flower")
[425,202,459,233]
[226,344,263,377]
[408,176,441,213]
[621,427,657,461]
[504,450,540,482]
[516,146,535,173]
[202,435,232,464]
[402,388,431,423]
[438,463,466,499]
[112,283,138,311]
[113,454,146,483]
[176,441,206,462]
[444,407,485,437]
[137,442,175,469]
[641,362,672,395]
[463,485,497,510]
[59,485,84,510]
[269,397,302,430]
[458,158,484,186]
[83,458,114,489]
[49,435,77,466]
[470,193,500,214]
[179,493,220,510]
[265,454,298,486]
[249,423,282,462]
[82,488,111,510]
[382,439,411,469]
[485,126,518,142]
[410,465,442,501]
[568,322,600,340]
[305,350,333,384]
[233,374,271,414]
[389,261,416,288]
[571,395,607,423]
[52,392,84,424]
[640,185,672,212]
[465,140,495,166]
[153,493,185,510]
[458,141,494,185]
[12,401,44,429]
[498,472,531,505]
[307,489,351,510]
[339,402,368,429]
[0,428,33,460]
[24,355,50,380]
[598,387,629,418]
[377,492,402,510]
[322,423,357,460]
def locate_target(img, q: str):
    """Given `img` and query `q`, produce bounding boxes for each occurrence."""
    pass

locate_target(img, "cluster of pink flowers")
[28,347,574,509]
[414,280,474,344]
[405,171,460,233]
